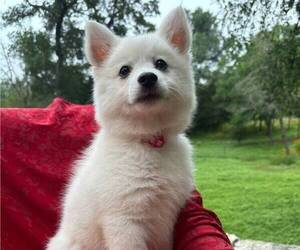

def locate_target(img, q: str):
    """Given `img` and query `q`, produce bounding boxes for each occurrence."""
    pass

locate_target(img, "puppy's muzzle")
[136,72,161,103]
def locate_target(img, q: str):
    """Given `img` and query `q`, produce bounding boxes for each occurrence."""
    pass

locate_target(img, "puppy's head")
[85,7,196,137]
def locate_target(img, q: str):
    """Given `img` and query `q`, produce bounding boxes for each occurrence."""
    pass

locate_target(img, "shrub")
[293,139,300,156]
[271,156,297,166]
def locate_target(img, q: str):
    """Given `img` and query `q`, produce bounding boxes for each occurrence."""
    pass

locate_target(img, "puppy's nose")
[138,72,158,88]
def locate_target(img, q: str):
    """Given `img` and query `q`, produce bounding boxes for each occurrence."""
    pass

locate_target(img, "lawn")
[192,127,300,245]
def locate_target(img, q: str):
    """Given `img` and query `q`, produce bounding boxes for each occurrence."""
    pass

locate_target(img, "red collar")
[142,134,166,148]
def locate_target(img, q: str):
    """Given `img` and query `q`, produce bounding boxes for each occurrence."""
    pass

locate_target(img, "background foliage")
[1,0,300,152]
[1,0,299,152]
[1,0,300,244]
[1,0,159,106]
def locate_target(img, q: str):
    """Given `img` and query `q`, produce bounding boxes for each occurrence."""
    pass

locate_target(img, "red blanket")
[1,98,233,250]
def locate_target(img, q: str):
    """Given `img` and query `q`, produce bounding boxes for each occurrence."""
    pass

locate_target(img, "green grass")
[192,130,300,245]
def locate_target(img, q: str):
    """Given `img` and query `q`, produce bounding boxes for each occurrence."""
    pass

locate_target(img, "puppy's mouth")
[136,90,161,103]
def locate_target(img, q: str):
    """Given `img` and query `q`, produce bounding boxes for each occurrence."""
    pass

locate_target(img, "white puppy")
[47,6,197,250]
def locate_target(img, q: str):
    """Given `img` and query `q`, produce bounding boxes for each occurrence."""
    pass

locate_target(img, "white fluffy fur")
[47,6,197,250]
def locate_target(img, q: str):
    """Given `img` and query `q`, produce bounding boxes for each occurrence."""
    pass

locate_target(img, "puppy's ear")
[158,6,191,54]
[84,21,118,66]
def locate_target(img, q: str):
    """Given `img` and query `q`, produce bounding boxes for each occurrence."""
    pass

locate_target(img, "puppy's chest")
[106,145,185,180]
[99,145,190,211]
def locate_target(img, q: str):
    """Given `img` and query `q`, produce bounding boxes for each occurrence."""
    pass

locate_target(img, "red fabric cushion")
[1,98,233,250]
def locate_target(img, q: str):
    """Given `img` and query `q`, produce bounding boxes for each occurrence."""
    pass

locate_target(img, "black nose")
[138,72,158,88]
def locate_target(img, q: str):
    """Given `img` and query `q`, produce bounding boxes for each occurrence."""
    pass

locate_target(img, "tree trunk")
[297,118,300,138]
[254,119,257,130]
[265,118,270,135]
[259,119,263,131]
[53,0,77,96]
[279,116,290,155]
[266,118,274,144]
[54,0,67,96]
[288,116,291,130]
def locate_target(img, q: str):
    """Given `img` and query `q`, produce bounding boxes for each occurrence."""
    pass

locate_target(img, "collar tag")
[142,135,165,148]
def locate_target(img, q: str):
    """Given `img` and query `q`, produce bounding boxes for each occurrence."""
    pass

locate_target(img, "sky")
[156,0,219,20]
[0,0,220,36]
[150,0,220,27]
[0,0,219,19]
[0,0,220,79]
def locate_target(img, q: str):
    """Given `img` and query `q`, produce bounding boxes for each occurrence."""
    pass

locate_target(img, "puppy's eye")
[154,59,168,71]
[119,65,131,78]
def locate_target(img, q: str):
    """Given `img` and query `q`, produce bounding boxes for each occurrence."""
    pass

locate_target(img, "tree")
[216,0,300,73]
[190,8,230,131]
[1,0,159,106]
[217,0,300,40]
[254,26,300,154]
[214,0,300,153]
[215,25,300,153]
[191,8,222,82]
